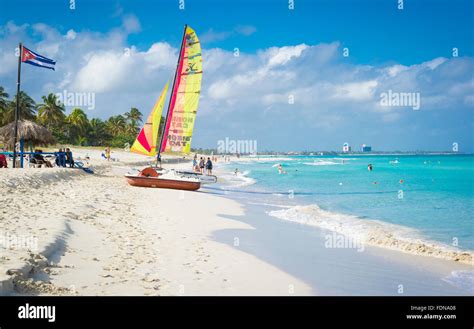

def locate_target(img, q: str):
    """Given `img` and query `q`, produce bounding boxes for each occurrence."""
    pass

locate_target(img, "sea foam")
[302,161,341,166]
[268,204,473,265]
[442,270,474,294]
[220,170,257,188]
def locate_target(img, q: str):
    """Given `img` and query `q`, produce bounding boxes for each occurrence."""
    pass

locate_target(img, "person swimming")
[277,164,286,174]
[368,164,373,171]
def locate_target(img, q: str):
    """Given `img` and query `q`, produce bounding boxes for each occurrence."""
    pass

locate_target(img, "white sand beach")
[0,148,472,296]
[0,148,312,295]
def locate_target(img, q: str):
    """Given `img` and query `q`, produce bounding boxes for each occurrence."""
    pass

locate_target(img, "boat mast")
[12,43,22,168]
[156,24,188,166]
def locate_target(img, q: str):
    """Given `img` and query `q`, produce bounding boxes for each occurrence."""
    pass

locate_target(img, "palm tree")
[0,86,9,110]
[66,108,89,143]
[124,107,143,124]
[67,108,89,130]
[0,86,9,125]
[2,91,36,124]
[125,122,139,136]
[37,93,66,129]
[124,107,142,138]
[88,118,109,146]
[76,136,88,146]
[106,115,126,136]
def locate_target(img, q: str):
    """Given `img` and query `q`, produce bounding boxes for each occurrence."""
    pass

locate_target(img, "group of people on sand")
[56,148,74,167]
[0,147,74,168]
[193,154,213,175]
[31,148,74,168]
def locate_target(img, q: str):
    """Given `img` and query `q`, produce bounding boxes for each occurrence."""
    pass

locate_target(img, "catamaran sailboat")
[125,167,201,191]
[125,24,213,190]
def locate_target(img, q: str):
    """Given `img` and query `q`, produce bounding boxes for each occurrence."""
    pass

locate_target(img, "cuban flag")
[21,46,56,70]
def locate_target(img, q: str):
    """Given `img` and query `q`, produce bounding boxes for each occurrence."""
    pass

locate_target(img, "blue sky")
[3,0,473,64]
[0,0,473,152]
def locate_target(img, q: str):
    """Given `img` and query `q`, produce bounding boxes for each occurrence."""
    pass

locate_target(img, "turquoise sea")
[215,154,474,251]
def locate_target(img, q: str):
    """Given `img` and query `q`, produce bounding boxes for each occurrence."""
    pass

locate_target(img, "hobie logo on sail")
[217,138,257,154]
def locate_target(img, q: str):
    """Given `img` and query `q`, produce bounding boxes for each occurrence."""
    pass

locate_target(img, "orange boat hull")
[125,175,201,191]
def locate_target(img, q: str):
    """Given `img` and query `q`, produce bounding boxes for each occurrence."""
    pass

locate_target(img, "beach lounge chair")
[29,157,45,168]
[74,161,94,174]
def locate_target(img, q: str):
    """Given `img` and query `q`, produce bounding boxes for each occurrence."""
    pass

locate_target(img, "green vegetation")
[0,87,152,148]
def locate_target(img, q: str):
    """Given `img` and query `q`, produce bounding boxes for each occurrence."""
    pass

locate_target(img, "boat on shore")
[125,167,200,191]
[126,24,206,191]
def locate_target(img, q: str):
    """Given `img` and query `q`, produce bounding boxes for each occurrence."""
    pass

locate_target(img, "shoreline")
[209,198,473,295]
[208,162,473,295]
[268,204,473,265]
[214,159,474,266]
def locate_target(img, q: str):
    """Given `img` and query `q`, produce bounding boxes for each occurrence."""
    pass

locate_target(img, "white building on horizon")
[362,144,372,152]
[342,143,351,153]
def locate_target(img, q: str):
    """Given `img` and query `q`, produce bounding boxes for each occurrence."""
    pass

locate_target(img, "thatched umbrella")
[0,120,55,148]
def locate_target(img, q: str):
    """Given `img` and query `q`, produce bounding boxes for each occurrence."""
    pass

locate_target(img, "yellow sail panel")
[161,26,202,154]
[131,82,169,156]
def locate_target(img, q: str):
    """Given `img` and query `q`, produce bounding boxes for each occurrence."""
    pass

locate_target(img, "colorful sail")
[161,25,202,154]
[131,82,169,156]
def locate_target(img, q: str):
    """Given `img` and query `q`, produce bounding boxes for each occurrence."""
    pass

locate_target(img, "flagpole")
[156,24,187,167]
[12,43,22,168]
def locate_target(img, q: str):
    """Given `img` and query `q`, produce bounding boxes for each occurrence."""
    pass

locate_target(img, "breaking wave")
[268,204,473,265]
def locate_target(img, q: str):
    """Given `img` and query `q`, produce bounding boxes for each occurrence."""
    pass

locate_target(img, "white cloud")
[333,80,378,101]
[200,29,231,43]
[122,15,141,34]
[234,25,257,36]
[385,64,408,77]
[266,44,308,67]
[422,57,447,70]
[72,51,132,92]
[200,25,257,43]
[65,29,77,40]
[144,42,177,69]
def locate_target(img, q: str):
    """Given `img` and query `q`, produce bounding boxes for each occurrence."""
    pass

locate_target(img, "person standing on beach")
[55,148,66,167]
[206,157,213,175]
[105,146,111,162]
[65,148,74,167]
[199,157,205,174]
